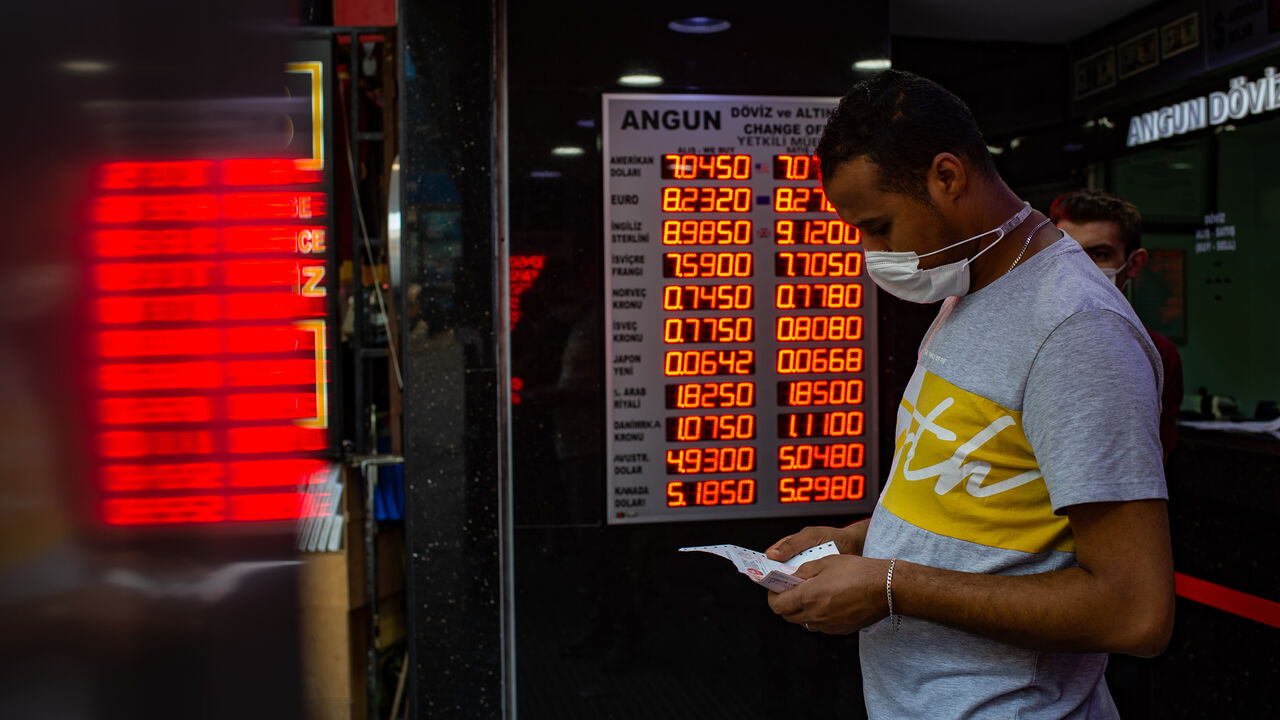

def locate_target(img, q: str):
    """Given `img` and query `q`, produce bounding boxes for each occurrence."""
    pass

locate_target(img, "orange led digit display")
[778,474,865,503]
[775,283,863,310]
[778,443,865,471]
[772,187,835,213]
[777,379,864,407]
[661,220,752,245]
[775,251,862,277]
[666,478,757,507]
[775,347,864,374]
[661,186,753,213]
[775,315,864,342]
[662,154,752,180]
[663,316,754,344]
[775,219,859,245]
[665,446,757,474]
[662,284,753,311]
[663,349,755,377]
[664,381,756,409]
[778,411,865,438]
[666,413,756,442]
[662,252,753,278]
[772,154,819,180]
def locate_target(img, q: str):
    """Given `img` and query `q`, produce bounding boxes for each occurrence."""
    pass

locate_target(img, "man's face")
[1057,218,1131,289]
[821,156,957,268]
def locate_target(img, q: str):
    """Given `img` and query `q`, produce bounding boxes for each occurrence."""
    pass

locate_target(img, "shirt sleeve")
[1021,308,1168,513]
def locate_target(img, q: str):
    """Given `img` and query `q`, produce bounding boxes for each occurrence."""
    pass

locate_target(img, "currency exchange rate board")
[603,94,879,524]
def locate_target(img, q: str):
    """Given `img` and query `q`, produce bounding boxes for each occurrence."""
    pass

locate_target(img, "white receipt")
[679,541,840,592]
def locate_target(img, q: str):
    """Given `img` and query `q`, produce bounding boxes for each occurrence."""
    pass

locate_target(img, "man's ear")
[1126,248,1149,281]
[927,152,967,208]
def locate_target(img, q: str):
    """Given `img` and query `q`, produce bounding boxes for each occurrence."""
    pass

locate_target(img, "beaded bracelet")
[886,557,901,632]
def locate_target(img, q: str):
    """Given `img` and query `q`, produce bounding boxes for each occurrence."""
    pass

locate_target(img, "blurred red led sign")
[86,156,333,528]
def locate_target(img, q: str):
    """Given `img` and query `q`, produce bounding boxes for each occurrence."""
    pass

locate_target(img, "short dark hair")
[815,69,998,201]
[1049,189,1143,254]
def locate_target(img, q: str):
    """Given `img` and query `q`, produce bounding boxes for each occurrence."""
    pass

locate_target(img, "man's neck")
[965,185,1053,294]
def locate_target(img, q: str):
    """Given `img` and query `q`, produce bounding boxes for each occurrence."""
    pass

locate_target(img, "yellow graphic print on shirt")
[881,366,1074,554]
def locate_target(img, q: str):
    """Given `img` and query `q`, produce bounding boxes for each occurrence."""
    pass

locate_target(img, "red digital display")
[663,349,755,377]
[100,160,214,190]
[662,284,753,311]
[665,446,757,474]
[662,153,752,180]
[776,347,864,374]
[666,478,757,507]
[662,219,752,245]
[94,228,219,257]
[777,379,864,407]
[665,413,756,442]
[775,219,859,245]
[772,154,819,180]
[663,316,753,344]
[779,474,865,503]
[773,187,835,213]
[778,411,865,439]
[776,315,864,342]
[775,282,863,310]
[509,253,546,330]
[100,396,217,425]
[97,328,221,358]
[662,186,753,213]
[94,194,219,224]
[220,158,323,186]
[664,381,756,409]
[97,295,222,324]
[96,262,217,291]
[778,443,865,471]
[223,226,328,254]
[775,251,862,277]
[102,463,224,492]
[223,292,326,320]
[86,157,332,527]
[662,251,753,278]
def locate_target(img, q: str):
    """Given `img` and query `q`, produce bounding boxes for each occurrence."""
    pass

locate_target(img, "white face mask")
[863,204,1033,303]
[1099,258,1130,289]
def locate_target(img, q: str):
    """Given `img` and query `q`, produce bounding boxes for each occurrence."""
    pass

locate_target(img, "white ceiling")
[891,0,1159,43]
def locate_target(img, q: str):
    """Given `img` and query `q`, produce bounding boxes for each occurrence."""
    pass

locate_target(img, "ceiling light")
[669,17,731,34]
[618,74,663,87]
[986,145,1004,156]
[530,170,562,179]
[576,119,596,129]
[853,58,892,71]
[551,146,584,157]
[60,59,110,74]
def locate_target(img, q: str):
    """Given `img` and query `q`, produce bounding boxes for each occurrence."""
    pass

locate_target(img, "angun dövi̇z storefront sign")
[1127,66,1280,146]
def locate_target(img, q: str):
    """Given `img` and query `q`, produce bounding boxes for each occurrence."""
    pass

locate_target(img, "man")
[1050,189,1184,460]
[765,70,1174,719]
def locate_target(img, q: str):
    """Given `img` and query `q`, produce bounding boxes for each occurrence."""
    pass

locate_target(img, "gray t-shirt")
[859,235,1167,719]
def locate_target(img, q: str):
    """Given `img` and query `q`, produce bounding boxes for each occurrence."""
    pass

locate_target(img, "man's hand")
[766,554,890,634]
[766,518,869,563]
